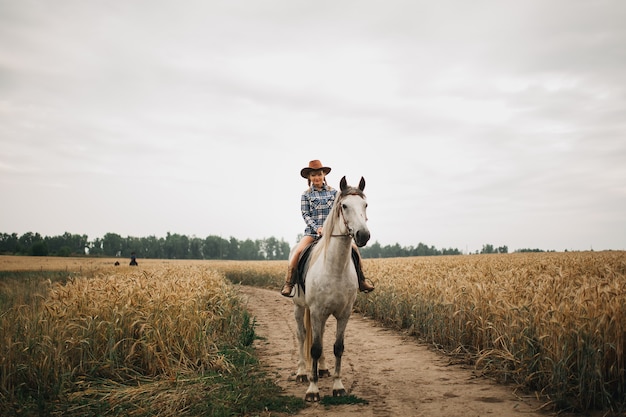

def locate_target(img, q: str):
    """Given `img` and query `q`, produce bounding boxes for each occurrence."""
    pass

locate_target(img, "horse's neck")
[323,234,353,274]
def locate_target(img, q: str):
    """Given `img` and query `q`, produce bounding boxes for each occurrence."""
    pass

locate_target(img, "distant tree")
[227,237,239,259]
[363,241,382,258]
[18,232,44,255]
[1,229,467,260]
[103,233,124,256]
[259,237,271,260]
[57,246,72,257]
[360,240,461,258]
[88,237,104,256]
[164,232,189,259]
[0,233,19,254]
[31,241,49,256]
[203,235,229,259]
[260,237,290,260]
[481,244,495,254]
[239,239,260,260]
[479,244,509,254]
[277,239,290,260]
[415,242,436,256]
[124,236,141,258]
[141,235,164,258]
[45,232,88,255]
[442,247,462,255]
[189,237,203,259]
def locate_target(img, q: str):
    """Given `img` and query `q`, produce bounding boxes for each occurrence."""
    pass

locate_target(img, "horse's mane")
[315,185,365,254]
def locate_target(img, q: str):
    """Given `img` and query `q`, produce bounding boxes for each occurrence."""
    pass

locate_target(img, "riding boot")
[355,256,375,293]
[281,265,297,297]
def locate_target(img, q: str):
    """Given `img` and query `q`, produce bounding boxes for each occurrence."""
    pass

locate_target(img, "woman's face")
[309,170,325,188]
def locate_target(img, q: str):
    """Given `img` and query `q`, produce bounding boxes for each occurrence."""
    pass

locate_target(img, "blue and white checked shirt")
[301,184,337,237]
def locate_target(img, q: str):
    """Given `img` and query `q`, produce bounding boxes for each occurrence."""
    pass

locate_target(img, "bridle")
[329,192,363,239]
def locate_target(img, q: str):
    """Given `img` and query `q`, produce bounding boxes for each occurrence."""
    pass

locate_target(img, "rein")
[329,204,353,238]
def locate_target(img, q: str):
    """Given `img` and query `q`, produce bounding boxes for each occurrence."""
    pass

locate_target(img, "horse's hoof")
[319,369,331,378]
[333,388,347,397]
[295,374,308,383]
[305,392,321,402]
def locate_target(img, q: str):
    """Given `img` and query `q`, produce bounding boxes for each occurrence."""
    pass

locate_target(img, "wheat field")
[0,257,261,415]
[1,252,625,413]
[208,252,626,412]
[355,251,626,412]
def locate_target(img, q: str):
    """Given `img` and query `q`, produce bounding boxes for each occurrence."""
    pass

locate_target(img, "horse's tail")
[304,306,312,370]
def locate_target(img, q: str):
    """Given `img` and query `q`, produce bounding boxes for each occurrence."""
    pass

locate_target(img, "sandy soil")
[237,286,587,417]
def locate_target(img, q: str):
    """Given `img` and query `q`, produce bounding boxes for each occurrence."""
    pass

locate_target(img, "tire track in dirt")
[238,286,569,417]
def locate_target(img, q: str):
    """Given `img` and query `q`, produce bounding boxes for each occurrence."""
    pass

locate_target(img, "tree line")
[359,241,462,257]
[0,231,469,260]
[0,232,290,260]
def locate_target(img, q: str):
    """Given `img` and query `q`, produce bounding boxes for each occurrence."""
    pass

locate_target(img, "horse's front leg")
[294,304,308,383]
[317,320,331,378]
[332,315,350,397]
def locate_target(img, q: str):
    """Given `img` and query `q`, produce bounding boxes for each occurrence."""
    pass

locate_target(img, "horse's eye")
[342,204,348,210]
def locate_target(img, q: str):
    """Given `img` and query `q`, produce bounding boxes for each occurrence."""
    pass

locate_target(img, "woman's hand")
[316,227,323,236]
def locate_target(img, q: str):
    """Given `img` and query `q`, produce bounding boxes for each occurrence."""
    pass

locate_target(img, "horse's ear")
[358,177,365,191]
[340,176,347,192]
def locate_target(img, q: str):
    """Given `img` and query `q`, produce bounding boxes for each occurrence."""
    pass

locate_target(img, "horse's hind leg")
[305,312,326,402]
[294,304,308,383]
[332,315,350,397]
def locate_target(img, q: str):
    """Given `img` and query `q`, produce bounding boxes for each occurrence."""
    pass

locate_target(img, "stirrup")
[359,278,375,293]
[281,283,295,298]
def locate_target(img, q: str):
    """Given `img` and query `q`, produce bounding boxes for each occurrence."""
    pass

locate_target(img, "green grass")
[190,347,305,417]
[42,346,306,417]
[320,395,369,406]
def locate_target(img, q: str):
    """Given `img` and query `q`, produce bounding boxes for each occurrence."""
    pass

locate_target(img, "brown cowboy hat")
[300,160,332,178]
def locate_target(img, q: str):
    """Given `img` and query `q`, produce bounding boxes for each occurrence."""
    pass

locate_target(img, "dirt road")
[238,286,568,417]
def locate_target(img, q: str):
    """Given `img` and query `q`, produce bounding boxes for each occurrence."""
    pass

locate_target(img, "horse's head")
[337,176,370,247]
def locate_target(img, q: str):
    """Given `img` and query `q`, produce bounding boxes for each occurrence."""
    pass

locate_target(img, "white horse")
[292,176,370,402]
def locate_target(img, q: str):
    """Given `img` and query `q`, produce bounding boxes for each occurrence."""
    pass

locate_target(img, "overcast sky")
[1,0,625,253]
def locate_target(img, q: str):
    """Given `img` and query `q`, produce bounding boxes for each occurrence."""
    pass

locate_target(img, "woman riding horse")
[281,159,374,297]
[291,173,371,401]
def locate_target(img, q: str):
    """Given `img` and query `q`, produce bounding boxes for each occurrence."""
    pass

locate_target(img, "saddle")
[295,241,317,294]
[295,240,360,294]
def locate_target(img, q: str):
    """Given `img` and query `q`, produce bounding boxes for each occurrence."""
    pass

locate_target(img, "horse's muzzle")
[354,230,370,247]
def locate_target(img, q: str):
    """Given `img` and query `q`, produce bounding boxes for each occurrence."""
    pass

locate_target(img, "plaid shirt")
[301,184,337,237]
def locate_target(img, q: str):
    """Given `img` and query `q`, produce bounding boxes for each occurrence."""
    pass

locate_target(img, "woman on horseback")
[281,159,375,297]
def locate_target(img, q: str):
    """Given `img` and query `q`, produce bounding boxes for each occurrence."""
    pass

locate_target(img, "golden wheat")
[0,261,250,414]
[1,251,625,412]
[201,251,626,410]
[354,251,626,411]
